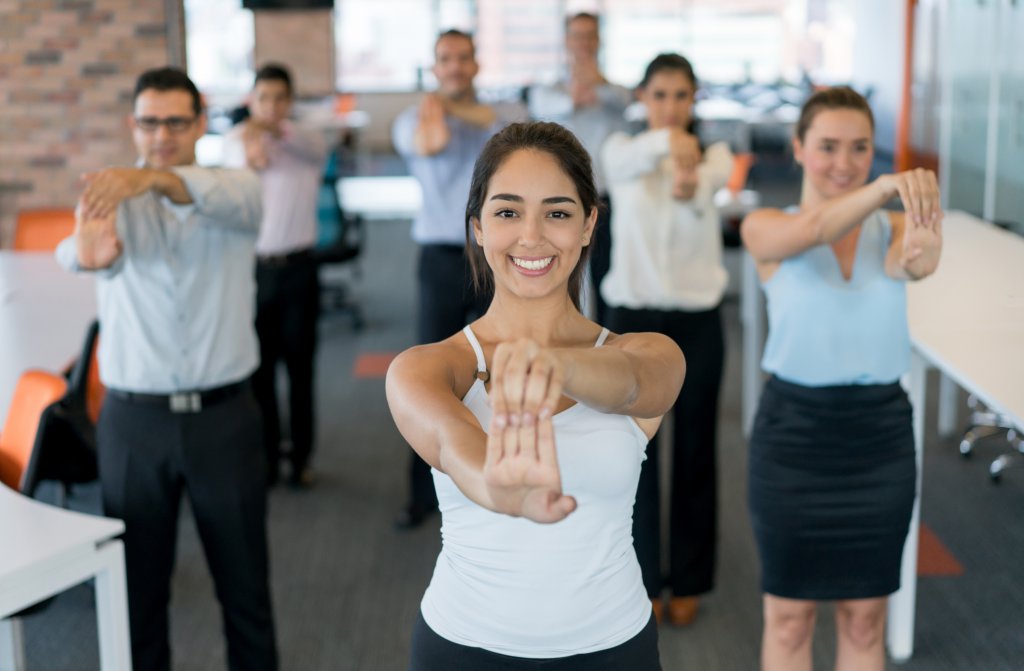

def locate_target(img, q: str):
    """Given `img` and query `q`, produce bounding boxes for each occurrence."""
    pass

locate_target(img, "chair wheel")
[959,438,974,457]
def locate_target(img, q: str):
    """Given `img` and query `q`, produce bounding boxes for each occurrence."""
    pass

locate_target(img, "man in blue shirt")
[391,30,524,528]
[57,67,276,671]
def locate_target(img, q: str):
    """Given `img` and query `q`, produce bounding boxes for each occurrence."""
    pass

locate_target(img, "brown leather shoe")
[667,596,699,626]
[650,598,664,624]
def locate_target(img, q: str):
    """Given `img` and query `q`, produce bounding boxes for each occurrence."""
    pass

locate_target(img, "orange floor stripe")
[353,352,399,379]
[918,523,965,576]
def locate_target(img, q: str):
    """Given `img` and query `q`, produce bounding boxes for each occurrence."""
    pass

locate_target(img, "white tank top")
[420,325,653,658]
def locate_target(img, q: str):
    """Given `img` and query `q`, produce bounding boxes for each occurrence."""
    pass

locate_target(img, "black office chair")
[314,149,365,330]
[25,320,102,503]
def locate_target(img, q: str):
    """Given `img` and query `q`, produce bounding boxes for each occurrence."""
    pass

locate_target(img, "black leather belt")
[257,248,312,267]
[106,380,248,413]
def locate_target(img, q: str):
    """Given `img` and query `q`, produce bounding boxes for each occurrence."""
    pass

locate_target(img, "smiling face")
[639,69,695,131]
[472,149,596,303]
[794,107,874,201]
[130,88,205,169]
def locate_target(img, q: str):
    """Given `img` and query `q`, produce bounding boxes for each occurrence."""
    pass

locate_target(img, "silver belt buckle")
[169,392,202,413]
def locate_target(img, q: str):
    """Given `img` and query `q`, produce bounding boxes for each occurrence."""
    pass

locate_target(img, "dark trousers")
[588,194,613,325]
[607,305,724,597]
[407,243,491,510]
[409,611,661,671]
[97,388,277,671]
[252,253,320,476]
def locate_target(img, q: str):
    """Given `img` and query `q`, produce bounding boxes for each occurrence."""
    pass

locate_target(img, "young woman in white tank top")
[386,122,685,670]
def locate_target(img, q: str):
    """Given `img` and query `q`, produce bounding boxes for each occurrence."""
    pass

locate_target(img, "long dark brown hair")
[795,86,874,143]
[464,121,599,311]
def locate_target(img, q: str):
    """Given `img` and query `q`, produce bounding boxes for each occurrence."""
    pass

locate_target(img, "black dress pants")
[588,194,613,325]
[252,252,320,477]
[97,387,277,671]
[607,305,724,597]
[407,243,491,511]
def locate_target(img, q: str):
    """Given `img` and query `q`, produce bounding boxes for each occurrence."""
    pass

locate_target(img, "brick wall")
[254,10,334,98]
[0,0,174,247]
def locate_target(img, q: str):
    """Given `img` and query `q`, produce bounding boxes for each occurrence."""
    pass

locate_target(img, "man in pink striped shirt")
[223,63,329,488]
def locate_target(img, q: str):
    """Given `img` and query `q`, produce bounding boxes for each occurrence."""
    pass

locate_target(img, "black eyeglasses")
[134,116,197,133]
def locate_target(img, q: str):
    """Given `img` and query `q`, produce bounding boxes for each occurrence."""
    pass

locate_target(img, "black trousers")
[409,611,661,671]
[252,253,320,476]
[97,387,277,671]
[607,305,724,597]
[407,243,491,510]
[588,194,613,325]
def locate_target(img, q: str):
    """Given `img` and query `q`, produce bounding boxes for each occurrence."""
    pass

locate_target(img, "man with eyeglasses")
[56,67,277,671]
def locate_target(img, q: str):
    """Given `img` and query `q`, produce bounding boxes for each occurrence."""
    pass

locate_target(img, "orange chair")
[0,370,68,492]
[13,208,76,252]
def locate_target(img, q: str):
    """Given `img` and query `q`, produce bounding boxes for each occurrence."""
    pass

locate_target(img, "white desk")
[336,176,422,221]
[888,212,1024,660]
[738,212,1024,660]
[0,483,130,670]
[0,252,97,419]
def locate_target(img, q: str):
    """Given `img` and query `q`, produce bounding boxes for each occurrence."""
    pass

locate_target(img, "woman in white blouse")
[601,52,733,625]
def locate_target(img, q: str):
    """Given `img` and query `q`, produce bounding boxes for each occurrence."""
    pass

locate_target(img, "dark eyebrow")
[488,193,578,205]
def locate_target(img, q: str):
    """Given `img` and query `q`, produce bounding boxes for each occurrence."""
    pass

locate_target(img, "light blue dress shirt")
[56,165,262,393]
[760,209,911,386]
[391,102,524,245]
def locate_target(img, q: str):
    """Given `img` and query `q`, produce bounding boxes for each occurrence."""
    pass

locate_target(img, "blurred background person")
[601,52,733,626]
[528,12,632,323]
[224,63,330,488]
[390,29,526,529]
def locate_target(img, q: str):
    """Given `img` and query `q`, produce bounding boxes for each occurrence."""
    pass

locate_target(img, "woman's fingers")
[536,414,558,465]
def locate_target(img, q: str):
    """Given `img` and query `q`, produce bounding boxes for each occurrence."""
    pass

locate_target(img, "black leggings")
[408,611,661,671]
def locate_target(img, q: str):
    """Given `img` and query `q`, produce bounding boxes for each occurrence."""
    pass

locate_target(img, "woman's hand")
[483,411,576,523]
[899,208,943,279]
[878,168,942,227]
[484,338,576,522]
[668,128,701,171]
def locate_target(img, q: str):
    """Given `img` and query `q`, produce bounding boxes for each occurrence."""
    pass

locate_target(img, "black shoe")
[393,503,437,530]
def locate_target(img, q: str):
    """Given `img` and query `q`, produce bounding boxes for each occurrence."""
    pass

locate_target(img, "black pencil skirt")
[748,376,916,601]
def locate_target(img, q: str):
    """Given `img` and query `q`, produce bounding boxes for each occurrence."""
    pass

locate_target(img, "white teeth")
[512,256,553,271]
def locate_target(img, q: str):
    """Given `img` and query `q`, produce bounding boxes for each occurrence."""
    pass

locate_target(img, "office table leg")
[94,540,132,671]
[937,373,959,438]
[888,350,928,661]
[0,618,25,671]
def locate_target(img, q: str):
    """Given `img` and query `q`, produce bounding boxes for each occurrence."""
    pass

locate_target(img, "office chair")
[0,370,68,494]
[959,395,1022,482]
[315,147,365,330]
[13,208,75,252]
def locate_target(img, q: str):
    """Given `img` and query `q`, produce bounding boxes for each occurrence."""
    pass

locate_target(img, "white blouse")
[600,129,733,311]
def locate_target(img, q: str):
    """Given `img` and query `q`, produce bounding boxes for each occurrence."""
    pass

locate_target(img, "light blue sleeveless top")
[760,209,910,386]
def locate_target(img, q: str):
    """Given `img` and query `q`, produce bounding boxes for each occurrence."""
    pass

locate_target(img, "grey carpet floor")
[19,215,1024,670]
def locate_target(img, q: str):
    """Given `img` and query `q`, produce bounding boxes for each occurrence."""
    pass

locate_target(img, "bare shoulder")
[386,335,478,397]
[604,330,682,358]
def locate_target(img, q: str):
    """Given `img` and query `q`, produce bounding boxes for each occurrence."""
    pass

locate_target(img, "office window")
[185,0,255,103]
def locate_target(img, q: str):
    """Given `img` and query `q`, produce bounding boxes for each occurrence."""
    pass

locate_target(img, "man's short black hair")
[254,63,293,96]
[435,28,475,57]
[133,67,203,117]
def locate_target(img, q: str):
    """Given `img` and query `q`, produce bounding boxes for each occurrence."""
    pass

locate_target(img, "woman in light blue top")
[386,122,685,670]
[741,87,943,671]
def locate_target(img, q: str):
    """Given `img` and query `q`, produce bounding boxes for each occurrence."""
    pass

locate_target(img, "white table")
[0,252,97,419]
[0,483,130,670]
[739,212,1024,660]
[336,176,422,221]
[888,211,1024,660]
